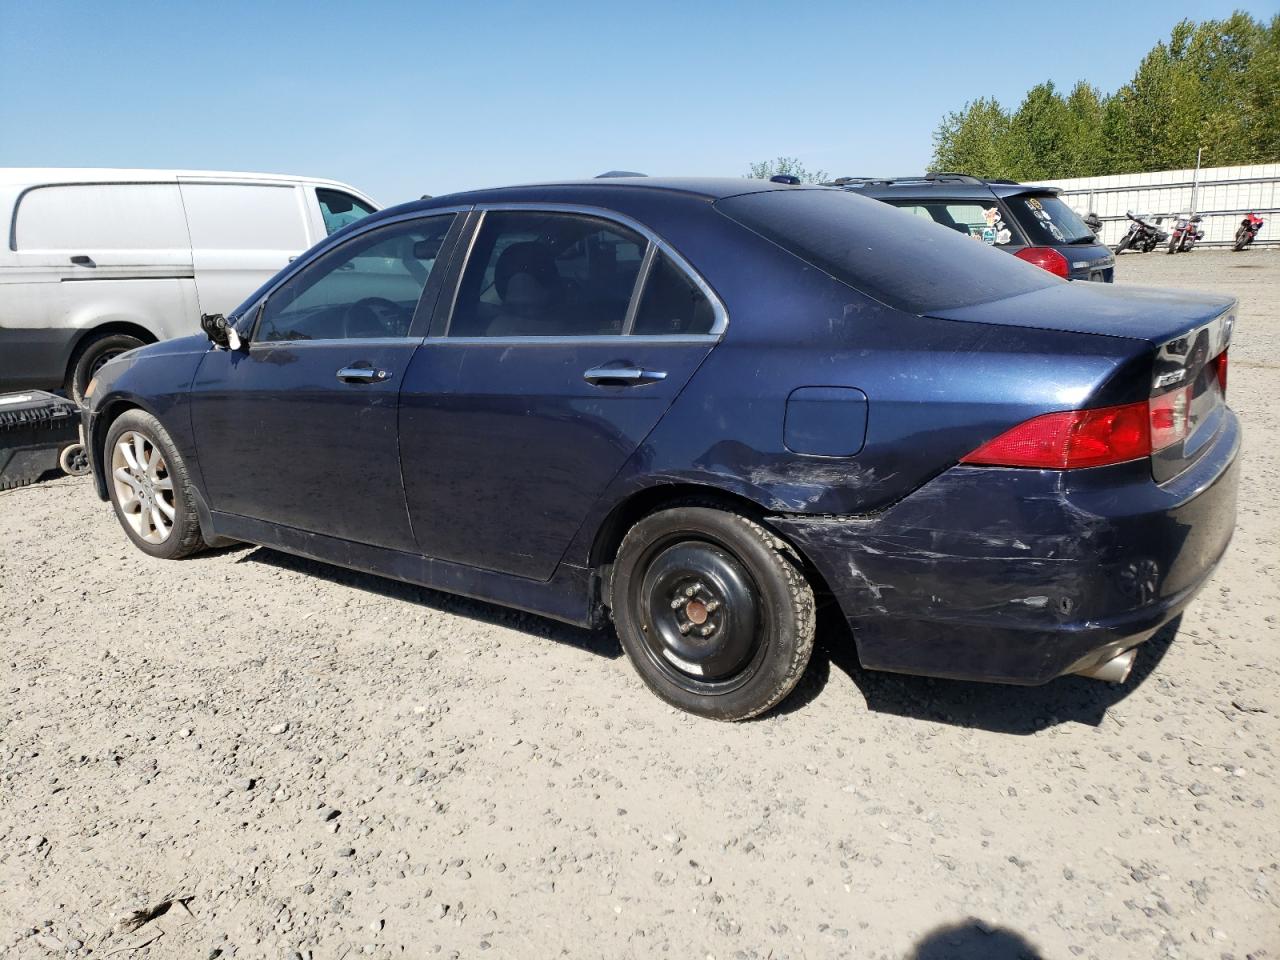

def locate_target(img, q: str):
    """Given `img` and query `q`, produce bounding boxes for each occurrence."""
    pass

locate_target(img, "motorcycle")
[1234,213,1264,251]
[1114,211,1167,254]
[1166,214,1204,254]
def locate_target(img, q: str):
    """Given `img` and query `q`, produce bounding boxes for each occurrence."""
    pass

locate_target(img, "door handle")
[336,365,390,383]
[583,366,668,385]
[70,255,93,266]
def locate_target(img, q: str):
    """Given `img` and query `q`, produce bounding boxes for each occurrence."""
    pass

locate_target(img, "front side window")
[317,189,376,235]
[256,214,453,343]
[448,211,646,337]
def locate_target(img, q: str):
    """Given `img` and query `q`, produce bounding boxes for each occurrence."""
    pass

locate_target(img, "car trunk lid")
[932,285,1235,483]
[928,282,1232,344]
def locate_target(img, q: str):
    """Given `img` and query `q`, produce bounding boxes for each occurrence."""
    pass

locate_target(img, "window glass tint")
[256,215,453,342]
[716,189,1059,314]
[1005,193,1096,244]
[16,184,189,250]
[449,211,645,337]
[886,201,1016,246]
[318,188,376,235]
[632,252,716,335]
[181,183,308,250]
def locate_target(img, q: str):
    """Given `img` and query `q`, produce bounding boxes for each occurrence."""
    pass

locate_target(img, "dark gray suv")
[830,173,1114,282]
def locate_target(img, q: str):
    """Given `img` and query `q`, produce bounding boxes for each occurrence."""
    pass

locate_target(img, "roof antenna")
[595,170,647,178]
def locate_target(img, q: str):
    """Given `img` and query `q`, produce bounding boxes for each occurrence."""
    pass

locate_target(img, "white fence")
[1039,163,1278,248]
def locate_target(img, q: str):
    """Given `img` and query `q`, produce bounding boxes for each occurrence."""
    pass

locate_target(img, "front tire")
[104,410,206,560]
[611,506,815,721]
[68,333,145,405]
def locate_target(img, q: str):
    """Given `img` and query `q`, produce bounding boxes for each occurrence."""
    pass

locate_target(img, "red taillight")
[1148,386,1191,450]
[1013,246,1070,278]
[1213,349,1228,396]
[962,402,1151,469]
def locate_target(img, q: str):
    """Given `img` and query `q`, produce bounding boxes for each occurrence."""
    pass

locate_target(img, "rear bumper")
[773,409,1240,684]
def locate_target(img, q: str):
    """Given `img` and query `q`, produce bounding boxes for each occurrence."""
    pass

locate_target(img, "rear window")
[1005,193,1096,244]
[715,189,1060,314]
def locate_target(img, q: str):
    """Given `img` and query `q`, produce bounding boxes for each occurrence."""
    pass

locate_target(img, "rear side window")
[180,183,308,251]
[317,189,376,235]
[632,251,716,335]
[888,201,1017,246]
[716,189,1059,314]
[14,183,188,250]
[448,211,646,337]
[1005,193,1096,244]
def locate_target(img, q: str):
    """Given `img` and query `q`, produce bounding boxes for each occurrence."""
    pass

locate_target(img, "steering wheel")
[342,297,408,338]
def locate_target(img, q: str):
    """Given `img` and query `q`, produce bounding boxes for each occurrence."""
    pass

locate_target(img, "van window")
[180,183,308,251]
[14,183,189,250]
[716,189,1060,315]
[317,189,376,235]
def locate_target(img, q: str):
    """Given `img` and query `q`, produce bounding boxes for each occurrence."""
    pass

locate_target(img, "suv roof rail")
[828,173,1026,188]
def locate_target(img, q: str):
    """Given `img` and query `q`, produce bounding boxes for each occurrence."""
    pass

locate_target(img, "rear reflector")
[1013,246,1070,278]
[1213,349,1228,396]
[962,400,1157,469]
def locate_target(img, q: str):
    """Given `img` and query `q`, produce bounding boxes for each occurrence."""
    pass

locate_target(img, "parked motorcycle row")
[1112,209,1266,255]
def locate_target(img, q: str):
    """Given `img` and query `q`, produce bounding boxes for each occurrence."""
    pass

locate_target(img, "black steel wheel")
[611,506,815,721]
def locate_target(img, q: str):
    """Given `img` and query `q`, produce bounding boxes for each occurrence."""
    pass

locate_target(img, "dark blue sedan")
[83,178,1240,720]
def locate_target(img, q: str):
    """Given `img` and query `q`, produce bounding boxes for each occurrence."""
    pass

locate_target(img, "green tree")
[1063,82,1107,177]
[928,97,1012,178]
[1003,82,1074,180]
[746,157,829,183]
[927,12,1279,178]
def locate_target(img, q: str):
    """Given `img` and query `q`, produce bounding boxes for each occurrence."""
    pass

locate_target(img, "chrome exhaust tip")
[1073,648,1136,684]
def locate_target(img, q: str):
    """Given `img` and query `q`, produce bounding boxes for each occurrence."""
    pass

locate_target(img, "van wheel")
[611,506,815,721]
[68,333,145,405]
[104,410,206,560]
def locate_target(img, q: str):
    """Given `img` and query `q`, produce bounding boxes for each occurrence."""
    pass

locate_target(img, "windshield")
[1006,194,1097,244]
[715,189,1060,315]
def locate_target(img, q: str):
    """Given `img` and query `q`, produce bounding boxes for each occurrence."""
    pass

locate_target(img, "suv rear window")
[1004,193,1096,244]
[715,189,1059,315]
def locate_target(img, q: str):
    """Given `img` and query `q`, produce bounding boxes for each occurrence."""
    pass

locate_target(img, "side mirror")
[201,313,243,351]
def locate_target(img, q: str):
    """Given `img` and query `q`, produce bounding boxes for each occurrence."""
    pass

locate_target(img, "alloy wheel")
[111,430,176,543]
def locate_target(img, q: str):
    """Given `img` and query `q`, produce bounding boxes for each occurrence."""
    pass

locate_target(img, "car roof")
[415,176,804,207]
[0,167,369,192]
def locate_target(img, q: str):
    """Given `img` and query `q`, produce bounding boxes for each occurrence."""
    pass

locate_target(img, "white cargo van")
[0,169,378,400]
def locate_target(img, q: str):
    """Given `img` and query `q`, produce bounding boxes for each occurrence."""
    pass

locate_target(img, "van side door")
[1,181,199,386]
[179,179,317,317]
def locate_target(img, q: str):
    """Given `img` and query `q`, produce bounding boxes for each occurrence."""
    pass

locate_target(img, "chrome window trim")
[428,334,721,346]
[247,336,422,351]
[437,202,728,341]
[243,206,471,341]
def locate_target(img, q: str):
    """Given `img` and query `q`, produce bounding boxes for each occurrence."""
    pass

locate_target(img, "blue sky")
[1,0,1271,204]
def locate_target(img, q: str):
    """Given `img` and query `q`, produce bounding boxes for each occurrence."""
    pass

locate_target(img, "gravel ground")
[2,249,1277,960]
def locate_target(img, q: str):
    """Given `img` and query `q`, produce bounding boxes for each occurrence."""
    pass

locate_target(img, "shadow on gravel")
[908,920,1045,959]
[236,546,622,659]
[777,604,1179,734]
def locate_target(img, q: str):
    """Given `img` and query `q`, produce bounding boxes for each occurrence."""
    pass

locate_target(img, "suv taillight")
[1013,246,1070,278]
[960,394,1195,470]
